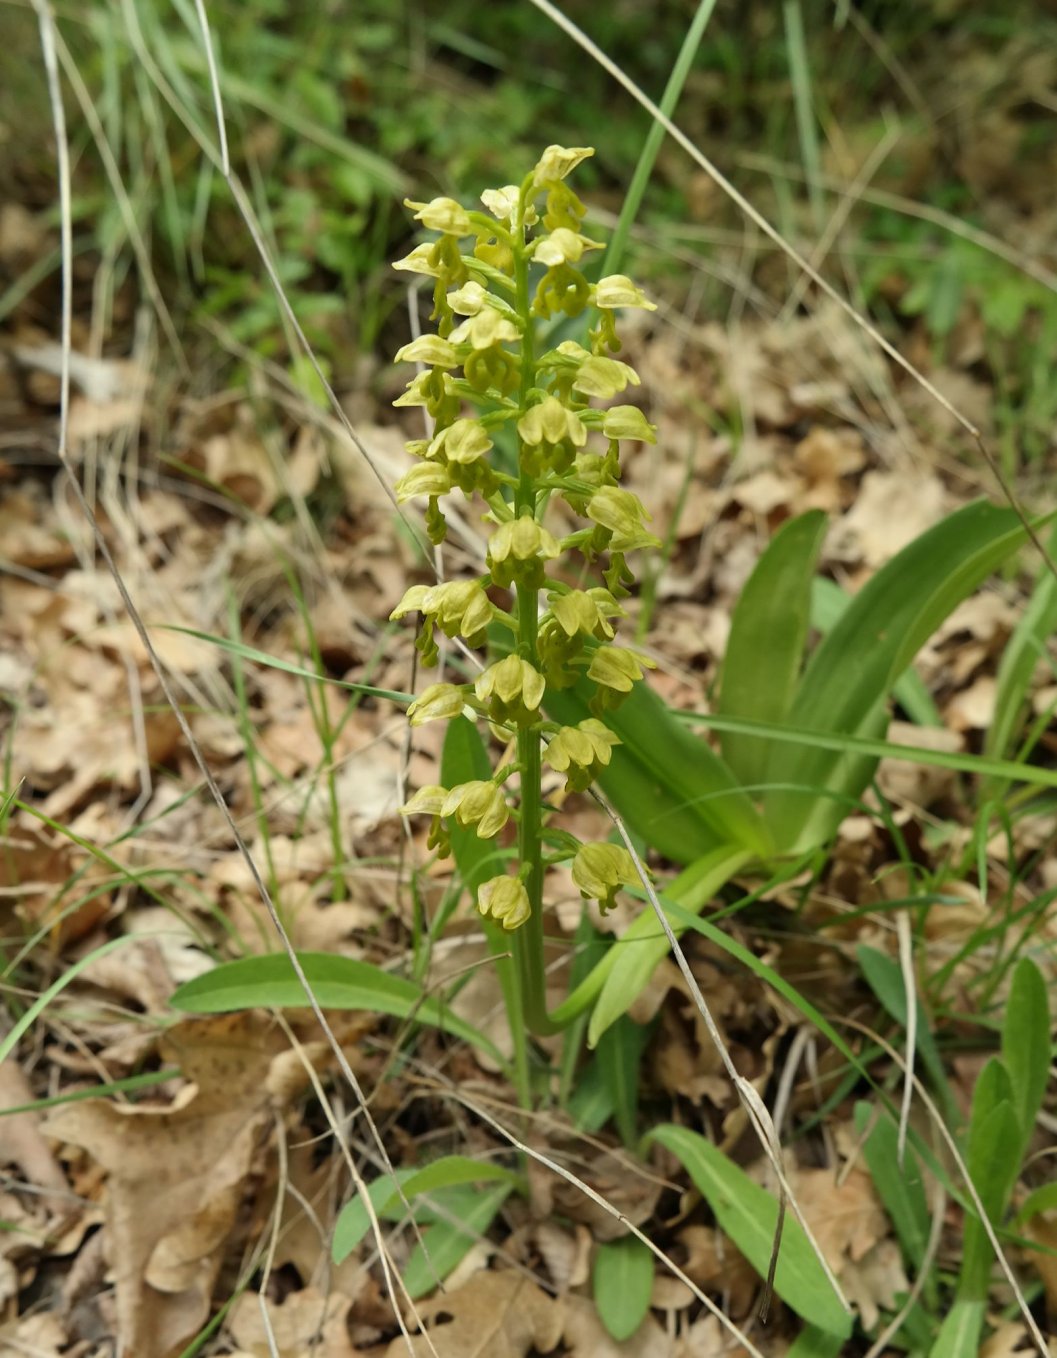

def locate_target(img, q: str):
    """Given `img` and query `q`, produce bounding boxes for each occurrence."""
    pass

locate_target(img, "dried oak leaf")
[43,1013,287,1358]
[383,1271,563,1358]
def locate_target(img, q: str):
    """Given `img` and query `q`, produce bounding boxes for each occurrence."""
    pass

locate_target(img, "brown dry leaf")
[676,1224,759,1317]
[786,1163,888,1273]
[383,1270,564,1358]
[0,1312,70,1358]
[840,1237,909,1331]
[43,1013,288,1358]
[561,1290,672,1356]
[828,469,948,568]
[228,1286,359,1358]
[0,1060,69,1208]
[1025,1210,1057,1315]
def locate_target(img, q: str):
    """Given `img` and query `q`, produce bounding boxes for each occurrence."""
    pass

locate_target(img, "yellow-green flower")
[449,307,520,350]
[480,185,530,223]
[477,874,531,930]
[547,588,624,640]
[406,683,471,727]
[531,227,603,267]
[531,145,594,187]
[518,395,587,450]
[405,196,473,235]
[487,513,561,588]
[601,406,657,444]
[587,645,656,694]
[571,841,641,913]
[594,274,657,310]
[391,579,492,648]
[475,654,546,727]
[442,781,509,838]
[586,486,660,552]
[545,719,621,793]
[394,462,451,503]
[427,419,494,466]
[393,335,458,368]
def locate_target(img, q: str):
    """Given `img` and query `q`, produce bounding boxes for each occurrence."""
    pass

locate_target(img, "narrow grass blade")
[592,1236,655,1342]
[928,1299,986,1358]
[169,953,503,1064]
[720,510,827,786]
[649,1125,852,1338]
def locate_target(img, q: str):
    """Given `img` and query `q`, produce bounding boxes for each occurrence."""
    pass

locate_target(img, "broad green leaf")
[960,1058,1020,1299]
[855,1101,929,1270]
[1001,957,1050,1152]
[403,1182,513,1298]
[928,1298,985,1358]
[592,1236,654,1342]
[332,1156,520,1263]
[983,520,1057,796]
[766,500,1035,851]
[787,1325,846,1358]
[1014,1180,1057,1227]
[811,577,942,727]
[720,510,827,787]
[649,1125,852,1338]
[584,844,749,1045]
[169,952,503,1065]
[595,1014,651,1147]
[545,677,772,862]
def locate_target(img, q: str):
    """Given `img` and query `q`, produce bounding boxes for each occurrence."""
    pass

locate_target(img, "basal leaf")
[403,1182,513,1299]
[170,952,503,1065]
[332,1156,520,1263]
[720,510,827,787]
[1001,957,1050,1154]
[766,500,1034,851]
[649,1125,852,1338]
[592,1236,654,1342]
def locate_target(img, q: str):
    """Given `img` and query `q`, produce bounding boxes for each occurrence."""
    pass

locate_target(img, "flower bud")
[393,335,458,368]
[442,781,509,839]
[477,874,531,930]
[586,486,660,552]
[475,654,546,727]
[407,683,471,727]
[572,841,641,913]
[487,513,561,589]
[601,406,657,443]
[405,196,474,236]
[394,462,452,503]
[594,275,657,310]
[531,145,594,187]
[545,719,621,793]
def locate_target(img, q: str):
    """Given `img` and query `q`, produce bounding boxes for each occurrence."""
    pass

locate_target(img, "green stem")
[512,201,560,1039]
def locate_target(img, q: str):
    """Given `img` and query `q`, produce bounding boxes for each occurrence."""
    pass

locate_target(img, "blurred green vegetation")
[4,0,1056,460]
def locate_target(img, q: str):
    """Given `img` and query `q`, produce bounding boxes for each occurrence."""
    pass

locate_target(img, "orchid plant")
[390,146,659,1039]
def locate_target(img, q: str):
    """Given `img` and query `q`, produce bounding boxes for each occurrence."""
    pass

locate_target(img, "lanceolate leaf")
[170,952,503,1065]
[649,1125,852,1339]
[766,500,1036,852]
[719,510,827,788]
[592,1236,654,1341]
[1001,960,1050,1157]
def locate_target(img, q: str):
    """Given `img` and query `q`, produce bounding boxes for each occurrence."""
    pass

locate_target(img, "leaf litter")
[2,24,1057,1358]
